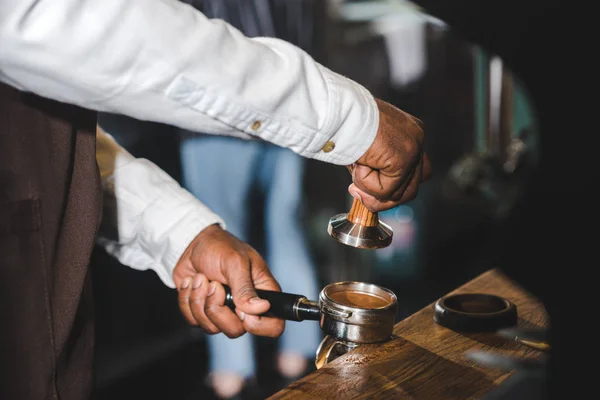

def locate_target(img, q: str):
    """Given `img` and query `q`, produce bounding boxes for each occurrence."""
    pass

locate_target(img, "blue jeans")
[180,135,322,378]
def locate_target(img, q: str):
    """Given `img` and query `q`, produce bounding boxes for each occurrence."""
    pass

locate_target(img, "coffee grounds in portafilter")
[329,291,390,309]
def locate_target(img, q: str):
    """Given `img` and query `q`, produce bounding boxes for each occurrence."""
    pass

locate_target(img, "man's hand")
[172,224,284,339]
[348,98,432,212]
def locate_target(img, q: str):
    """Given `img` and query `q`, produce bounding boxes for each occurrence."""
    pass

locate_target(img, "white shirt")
[0,0,379,288]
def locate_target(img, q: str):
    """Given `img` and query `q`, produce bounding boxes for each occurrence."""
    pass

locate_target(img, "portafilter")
[223,281,398,368]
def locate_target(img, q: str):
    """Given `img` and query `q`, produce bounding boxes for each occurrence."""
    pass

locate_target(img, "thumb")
[225,255,272,316]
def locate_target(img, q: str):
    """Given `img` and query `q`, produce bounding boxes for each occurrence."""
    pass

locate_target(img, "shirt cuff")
[162,214,224,286]
[96,156,226,290]
[145,192,226,289]
[304,65,379,165]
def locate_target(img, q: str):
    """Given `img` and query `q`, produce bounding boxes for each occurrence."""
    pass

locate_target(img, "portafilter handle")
[222,285,320,322]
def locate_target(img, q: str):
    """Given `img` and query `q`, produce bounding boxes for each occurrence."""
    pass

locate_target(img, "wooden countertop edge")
[268,268,549,399]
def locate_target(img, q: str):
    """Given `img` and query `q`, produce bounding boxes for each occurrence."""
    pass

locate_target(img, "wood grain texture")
[346,198,379,227]
[269,269,549,400]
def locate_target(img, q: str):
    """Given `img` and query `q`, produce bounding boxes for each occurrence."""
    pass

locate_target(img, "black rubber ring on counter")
[433,293,518,332]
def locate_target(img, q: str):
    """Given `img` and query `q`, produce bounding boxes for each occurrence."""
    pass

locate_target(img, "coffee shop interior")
[90,1,557,399]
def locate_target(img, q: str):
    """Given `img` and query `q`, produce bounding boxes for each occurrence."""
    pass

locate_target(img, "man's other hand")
[173,224,284,339]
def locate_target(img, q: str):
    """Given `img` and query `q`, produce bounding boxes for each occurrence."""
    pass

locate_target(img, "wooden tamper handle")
[327,197,393,249]
[347,198,379,227]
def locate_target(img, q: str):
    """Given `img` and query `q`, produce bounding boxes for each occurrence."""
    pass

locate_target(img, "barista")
[0,1,430,399]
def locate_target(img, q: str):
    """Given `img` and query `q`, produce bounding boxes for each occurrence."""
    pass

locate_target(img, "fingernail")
[192,275,203,289]
[181,277,191,290]
[207,282,217,297]
[237,310,246,321]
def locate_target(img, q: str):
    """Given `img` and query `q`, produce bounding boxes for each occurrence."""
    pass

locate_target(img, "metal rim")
[321,281,397,311]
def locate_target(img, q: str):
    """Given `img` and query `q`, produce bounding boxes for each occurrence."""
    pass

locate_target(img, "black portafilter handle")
[223,285,321,322]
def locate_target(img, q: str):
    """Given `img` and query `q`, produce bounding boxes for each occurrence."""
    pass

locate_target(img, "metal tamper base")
[327,198,393,249]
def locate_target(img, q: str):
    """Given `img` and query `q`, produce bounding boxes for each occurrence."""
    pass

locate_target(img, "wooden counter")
[269,268,549,399]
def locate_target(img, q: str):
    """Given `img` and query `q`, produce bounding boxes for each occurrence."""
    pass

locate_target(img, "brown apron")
[0,82,102,400]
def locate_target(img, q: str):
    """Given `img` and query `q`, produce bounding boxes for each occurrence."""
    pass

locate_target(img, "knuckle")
[228,251,246,264]
[222,251,250,273]
[204,303,219,316]
[236,283,257,301]
[252,271,279,292]
[403,137,419,159]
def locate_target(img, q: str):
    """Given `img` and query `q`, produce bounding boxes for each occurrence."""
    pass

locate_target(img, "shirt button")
[251,120,262,131]
[321,141,335,153]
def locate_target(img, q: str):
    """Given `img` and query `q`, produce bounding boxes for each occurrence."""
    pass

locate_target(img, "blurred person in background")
[0,0,431,399]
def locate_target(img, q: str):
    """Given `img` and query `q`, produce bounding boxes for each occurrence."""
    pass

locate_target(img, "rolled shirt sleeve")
[0,0,378,165]
[95,127,224,288]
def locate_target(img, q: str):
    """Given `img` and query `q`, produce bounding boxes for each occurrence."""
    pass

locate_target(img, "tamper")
[327,197,393,249]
